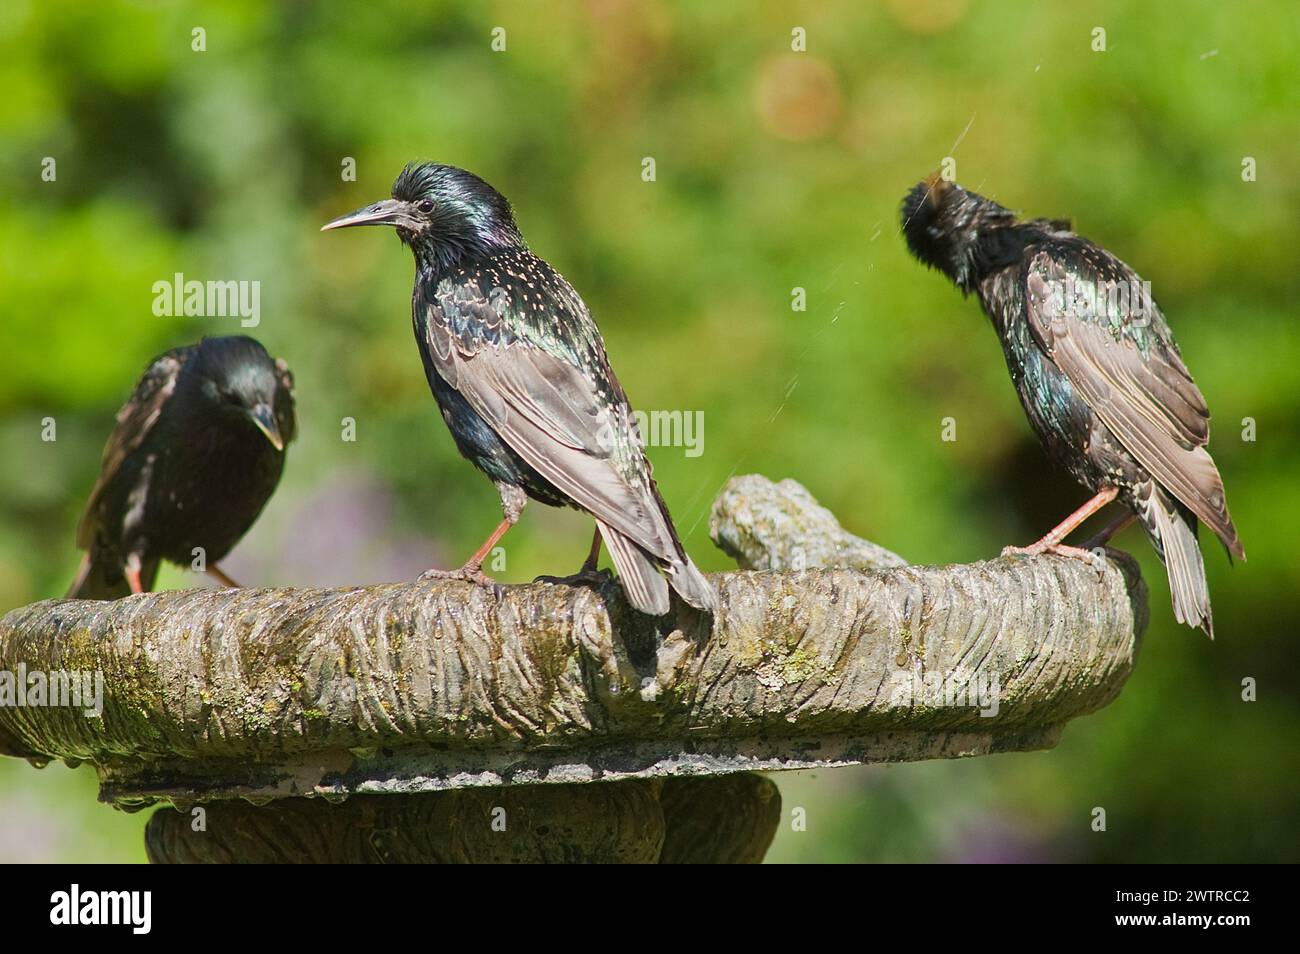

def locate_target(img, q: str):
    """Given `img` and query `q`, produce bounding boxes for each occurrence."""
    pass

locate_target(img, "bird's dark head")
[900,174,1021,294]
[321,162,523,268]
[188,336,295,453]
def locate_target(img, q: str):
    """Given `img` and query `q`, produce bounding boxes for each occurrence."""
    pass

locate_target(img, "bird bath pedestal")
[0,476,1145,863]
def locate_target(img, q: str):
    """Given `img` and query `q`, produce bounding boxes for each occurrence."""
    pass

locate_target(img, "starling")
[68,335,296,599]
[322,162,716,616]
[901,175,1243,637]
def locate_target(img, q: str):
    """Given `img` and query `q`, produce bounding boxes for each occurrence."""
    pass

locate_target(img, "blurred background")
[1,0,1296,863]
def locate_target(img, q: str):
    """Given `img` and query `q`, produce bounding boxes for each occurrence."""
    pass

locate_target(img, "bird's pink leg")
[1002,486,1119,558]
[422,483,525,587]
[469,517,515,567]
[421,517,515,586]
[123,552,147,594]
[207,565,242,588]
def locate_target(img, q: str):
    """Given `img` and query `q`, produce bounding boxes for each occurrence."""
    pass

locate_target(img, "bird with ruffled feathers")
[901,175,1243,637]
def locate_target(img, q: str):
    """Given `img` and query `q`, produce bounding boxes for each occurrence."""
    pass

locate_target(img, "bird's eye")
[416,199,435,215]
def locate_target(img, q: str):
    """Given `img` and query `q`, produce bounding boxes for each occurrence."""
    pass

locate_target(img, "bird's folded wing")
[421,292,681,563]
[1025,251,1241,557]
[75,348,189,549]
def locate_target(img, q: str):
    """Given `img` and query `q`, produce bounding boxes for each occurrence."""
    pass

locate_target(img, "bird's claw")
[419,563,498,589]
[1001,541,1108,570]
[534,567,613,590]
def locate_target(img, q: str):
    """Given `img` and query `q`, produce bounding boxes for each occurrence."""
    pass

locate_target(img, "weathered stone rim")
[0,476,1147,811]
[94,723,1067,809]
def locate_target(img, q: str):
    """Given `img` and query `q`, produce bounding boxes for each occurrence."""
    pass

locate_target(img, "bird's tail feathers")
[663,554,718,613]
[597,521,717,616]
[1145,493,1213,639]
[67,549,129,600]
[598,521,670,616]
[646,481,718,613]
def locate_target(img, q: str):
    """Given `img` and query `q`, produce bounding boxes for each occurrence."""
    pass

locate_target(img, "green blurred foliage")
[1,0,1296,862]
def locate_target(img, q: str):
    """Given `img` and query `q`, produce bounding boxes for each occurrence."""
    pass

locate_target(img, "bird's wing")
[419,270,683,563]
[75,347,191,549]
[1023,247,1242,557]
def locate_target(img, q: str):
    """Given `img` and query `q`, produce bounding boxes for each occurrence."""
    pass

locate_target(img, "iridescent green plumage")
[324,163,716,615]
[901,177,1242,637]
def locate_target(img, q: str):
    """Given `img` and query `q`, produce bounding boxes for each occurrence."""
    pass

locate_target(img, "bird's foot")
[534,567,614,590]
[1001,541,1107,568]
[207,565,242,588]
[419,562,500,591]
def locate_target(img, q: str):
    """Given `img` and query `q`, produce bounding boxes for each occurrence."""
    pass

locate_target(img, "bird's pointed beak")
[924,170,954,203]
[249,404,285,452]
[321,199,409,231]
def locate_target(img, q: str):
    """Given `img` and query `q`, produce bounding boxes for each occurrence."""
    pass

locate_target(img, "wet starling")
[901,176,1243,637]
[322,162,716,616]
[68,335,296,599]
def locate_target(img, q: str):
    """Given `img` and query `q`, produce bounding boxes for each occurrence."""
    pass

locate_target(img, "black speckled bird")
[322,162,716,616]
[68,335,295,599]
[901,175,1243,637]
